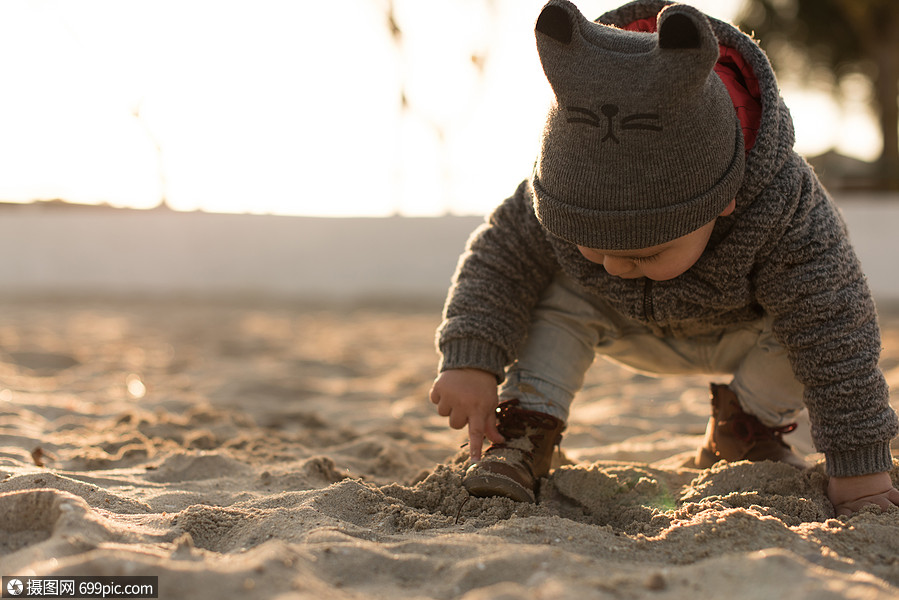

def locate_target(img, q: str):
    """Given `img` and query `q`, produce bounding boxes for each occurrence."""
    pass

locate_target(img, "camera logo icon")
[6,579,24,596]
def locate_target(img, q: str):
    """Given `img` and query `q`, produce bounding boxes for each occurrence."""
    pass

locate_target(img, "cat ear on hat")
[659,13,701,48]
[657,5,719,62]
[535,2,574,44]
[655,5,720,96]
[534,0,599,97]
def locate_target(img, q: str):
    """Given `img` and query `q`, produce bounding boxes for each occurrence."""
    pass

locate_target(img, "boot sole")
[463,472,536,503]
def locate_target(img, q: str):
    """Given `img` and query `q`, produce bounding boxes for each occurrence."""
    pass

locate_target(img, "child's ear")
[720,198,737,217]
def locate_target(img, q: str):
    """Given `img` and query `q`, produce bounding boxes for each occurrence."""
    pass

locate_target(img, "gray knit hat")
[531,0,745,250]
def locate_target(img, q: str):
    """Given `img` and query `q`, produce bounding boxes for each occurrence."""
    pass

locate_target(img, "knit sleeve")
[436,180,560,380]
[753,167,897,477]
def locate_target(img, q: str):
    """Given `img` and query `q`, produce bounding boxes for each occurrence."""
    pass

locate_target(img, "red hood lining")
[624,17,760,151]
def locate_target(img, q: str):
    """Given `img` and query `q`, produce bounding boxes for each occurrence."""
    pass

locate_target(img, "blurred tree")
[383,0,498,214]
[133,101,171,210]
[737,0,899,189]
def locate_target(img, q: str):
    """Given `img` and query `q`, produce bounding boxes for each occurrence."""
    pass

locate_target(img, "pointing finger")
[468,423,485,462]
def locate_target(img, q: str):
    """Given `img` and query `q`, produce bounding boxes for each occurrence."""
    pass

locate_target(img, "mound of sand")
[2,298,898,599]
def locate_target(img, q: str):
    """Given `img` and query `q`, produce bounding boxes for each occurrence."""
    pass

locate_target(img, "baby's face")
[577,197,736,281]
[577,218,718,281]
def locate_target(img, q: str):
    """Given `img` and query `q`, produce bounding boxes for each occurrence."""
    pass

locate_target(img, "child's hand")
[827,471,899,516]
[429,368,504,461]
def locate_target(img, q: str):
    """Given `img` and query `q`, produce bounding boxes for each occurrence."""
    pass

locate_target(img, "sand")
[2,296,899,599]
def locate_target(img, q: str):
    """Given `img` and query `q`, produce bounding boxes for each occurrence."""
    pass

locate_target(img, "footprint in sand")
[0,489,90,554]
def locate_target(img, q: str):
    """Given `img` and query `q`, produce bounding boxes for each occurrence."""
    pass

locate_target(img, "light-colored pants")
[499,273,805,427]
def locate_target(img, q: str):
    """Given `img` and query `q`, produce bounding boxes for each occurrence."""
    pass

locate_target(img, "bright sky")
[0,0,880,217]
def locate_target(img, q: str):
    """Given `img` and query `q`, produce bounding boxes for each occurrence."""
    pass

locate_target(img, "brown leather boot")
[695,383,806,469]
[462,399,565,503]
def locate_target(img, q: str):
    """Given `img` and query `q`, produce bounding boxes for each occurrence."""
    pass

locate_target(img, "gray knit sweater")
[436,0,897,478]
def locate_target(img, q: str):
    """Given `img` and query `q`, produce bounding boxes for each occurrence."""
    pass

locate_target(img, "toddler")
[430,0,899,516]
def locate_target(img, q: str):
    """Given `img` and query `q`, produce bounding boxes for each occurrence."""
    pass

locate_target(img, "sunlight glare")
[126,374,147,399]
[0,0,880,217]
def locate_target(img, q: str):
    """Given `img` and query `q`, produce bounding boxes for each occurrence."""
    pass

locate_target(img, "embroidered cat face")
[565,104,662,144]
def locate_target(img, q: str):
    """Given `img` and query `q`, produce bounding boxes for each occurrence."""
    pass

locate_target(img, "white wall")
[0,208,481,302]
[0,200,896,303]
